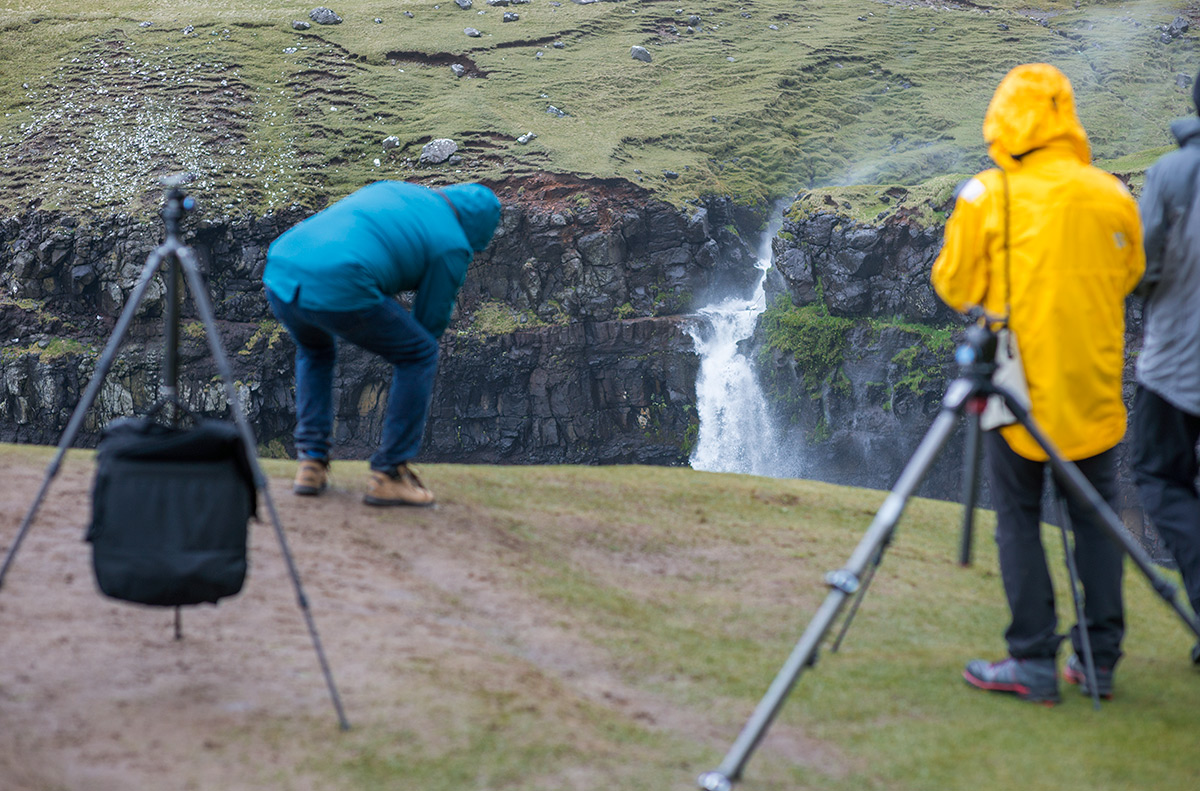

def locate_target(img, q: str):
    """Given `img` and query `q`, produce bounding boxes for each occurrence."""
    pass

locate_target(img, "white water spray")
[688,220,790,476]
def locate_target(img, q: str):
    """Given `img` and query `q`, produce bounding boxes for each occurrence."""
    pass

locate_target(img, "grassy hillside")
[1,0,1196,215]
[2,444,1198,789]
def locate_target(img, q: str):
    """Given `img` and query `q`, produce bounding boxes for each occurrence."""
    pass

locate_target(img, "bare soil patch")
[0,450,843,790]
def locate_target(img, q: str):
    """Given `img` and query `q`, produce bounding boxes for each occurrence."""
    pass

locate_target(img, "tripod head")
[158,173,196,239]
[954,308,1001,383]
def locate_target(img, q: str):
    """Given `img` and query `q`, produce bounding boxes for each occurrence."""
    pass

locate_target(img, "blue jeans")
[265,288,439,472]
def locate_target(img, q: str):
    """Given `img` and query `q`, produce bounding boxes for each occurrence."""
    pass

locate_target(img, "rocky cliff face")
[0,175,759,466]
[757,193,1162,556]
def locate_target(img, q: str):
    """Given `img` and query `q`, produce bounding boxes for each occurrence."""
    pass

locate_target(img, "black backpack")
[87,417,257,607]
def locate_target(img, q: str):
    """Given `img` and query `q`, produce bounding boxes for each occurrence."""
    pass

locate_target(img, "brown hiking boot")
[363,464,435,507]
[293,458,329,496]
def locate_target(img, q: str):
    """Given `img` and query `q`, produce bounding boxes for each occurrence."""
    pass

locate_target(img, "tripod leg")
[1001,388,1200,642]
[1055,491,1102,710]
[0,247,169,589]
[959,401,985,566]
[699,402,965,790]
[830,544,885,653]
[177,247,350,731]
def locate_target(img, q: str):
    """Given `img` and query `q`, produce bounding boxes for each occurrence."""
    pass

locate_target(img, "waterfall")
[688,219,791,477]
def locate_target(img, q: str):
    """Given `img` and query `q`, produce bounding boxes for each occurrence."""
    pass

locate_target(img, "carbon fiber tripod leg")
[1001,387,1200,643]
[1054,490,1102,710]
[177,246,351,731]
[0,246,169,588]
[698,380,971,790]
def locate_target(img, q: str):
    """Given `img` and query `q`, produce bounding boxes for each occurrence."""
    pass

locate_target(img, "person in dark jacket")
[262,181,501,506]
[1132,72,1200,665]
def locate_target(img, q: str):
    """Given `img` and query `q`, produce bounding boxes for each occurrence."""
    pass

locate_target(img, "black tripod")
[697,320,1200,791]
[0,175,350,730]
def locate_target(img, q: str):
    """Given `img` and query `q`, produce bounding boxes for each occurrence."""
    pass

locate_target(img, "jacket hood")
[1170,116,1200,147]
[982,63,1090,172]
[440,183,501,252]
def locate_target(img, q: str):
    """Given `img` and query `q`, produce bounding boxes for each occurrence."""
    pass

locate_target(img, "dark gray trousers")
[1132,385,1200,616]
[985,432,1125,668]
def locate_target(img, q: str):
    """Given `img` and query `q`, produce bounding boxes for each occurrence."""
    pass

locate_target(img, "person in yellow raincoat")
[931,63,1145,704]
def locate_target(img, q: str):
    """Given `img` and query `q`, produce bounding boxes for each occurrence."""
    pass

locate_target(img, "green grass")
[3,443,1197,788]
[1,1,1196,215]
[335,458,1200,788]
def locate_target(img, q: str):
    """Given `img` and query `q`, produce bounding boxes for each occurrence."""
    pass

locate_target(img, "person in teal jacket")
[263,181,501,506]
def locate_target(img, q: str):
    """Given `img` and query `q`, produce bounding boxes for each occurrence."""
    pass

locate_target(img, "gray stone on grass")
[451,63,466,77]
[465,27,482,37]
[310,7,343,25]
[1160,15,1189,42]
[503,12,519,21]
[292,19,312,30]
[456,0,473,8]
[631,46,652,63]
[382,135,401,151]
[420,138,458,164]
[546,105,567,117]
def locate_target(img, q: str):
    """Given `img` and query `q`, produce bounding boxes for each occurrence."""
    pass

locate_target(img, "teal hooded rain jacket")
[263,181,501,338]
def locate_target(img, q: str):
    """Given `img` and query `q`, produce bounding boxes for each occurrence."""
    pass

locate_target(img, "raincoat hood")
[983,63,1090,172]
[440,183,502,252]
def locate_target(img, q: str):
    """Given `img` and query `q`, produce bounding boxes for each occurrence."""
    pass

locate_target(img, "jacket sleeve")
[931,177,993,314]
[412,249,470,339]
[1137,163,1167,299]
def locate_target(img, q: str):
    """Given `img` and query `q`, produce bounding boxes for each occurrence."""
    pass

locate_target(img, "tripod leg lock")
[825,569,860,595]
[697,771,733,791]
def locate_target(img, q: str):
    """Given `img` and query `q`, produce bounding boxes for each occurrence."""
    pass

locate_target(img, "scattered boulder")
[451,63,467,77]
[310,7,343,25]
[138,21,153,28]
[504,12,519,21]
[488,0,511,5]
[292,19,312,30]
[374,17,383,23]
[182,25,195,35]
[631,45,652,63]
[1160,15,1189,42]
[517,132,537,143]
[456,0,473,9]
[419,138,459,164]
[382,135,401,151]
[546,105,567,117]
[465,27,483,37]
[404,10,414,17]
[552,40,565,48]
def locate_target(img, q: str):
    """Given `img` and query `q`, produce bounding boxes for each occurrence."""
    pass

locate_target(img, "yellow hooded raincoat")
[931,64,1145,461]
